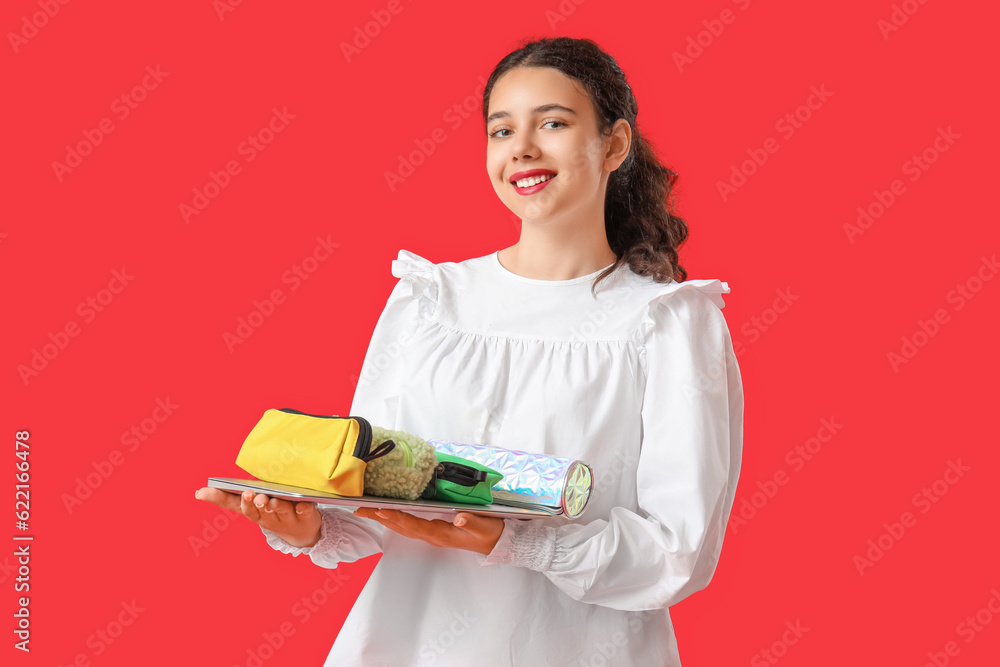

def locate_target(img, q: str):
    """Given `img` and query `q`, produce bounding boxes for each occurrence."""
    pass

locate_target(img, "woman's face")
[485,66,622,225]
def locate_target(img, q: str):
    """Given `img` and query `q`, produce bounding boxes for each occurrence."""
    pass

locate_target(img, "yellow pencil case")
[235,408,392,497]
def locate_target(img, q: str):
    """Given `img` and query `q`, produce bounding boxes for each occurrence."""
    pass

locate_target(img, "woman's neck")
[498,221,617,281]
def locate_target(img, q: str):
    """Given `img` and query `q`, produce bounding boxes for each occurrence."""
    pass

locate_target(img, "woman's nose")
[510,132,539,160]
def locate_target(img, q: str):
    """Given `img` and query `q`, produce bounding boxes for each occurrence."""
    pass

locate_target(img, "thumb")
[453,512,481,529]
[294,501,315,515]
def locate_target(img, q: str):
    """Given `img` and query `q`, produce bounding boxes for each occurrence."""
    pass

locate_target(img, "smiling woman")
[483,44,690,291]
[485,65,624,281]
[196,35,744,667]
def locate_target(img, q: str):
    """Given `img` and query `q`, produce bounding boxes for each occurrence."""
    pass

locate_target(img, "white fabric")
[260,249,744,666]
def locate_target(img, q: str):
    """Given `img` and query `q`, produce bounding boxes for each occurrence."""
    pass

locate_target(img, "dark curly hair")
[482,36,688,293]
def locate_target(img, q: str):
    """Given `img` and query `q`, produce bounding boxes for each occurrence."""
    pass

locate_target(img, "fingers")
[454,512,505,555]
[196,488,323,548]
[354,507,500,554]
[256,499,294,534]
[453,512,490,534]
[194,487,242,513]
[357,508,449,533]
[198,492,483,543]
[294,501,317,516]
[239,490,264,522]
[195,488,296,520]
[384,509,450,532]
[241,492,293,529]
[358,508,453,545]
[195,487,272,524]
[268,498,292,519]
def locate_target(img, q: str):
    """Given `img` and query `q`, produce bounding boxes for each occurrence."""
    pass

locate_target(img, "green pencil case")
[420,452,503,505]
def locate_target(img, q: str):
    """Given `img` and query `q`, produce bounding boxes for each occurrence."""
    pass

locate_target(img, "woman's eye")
[488,121,565,139]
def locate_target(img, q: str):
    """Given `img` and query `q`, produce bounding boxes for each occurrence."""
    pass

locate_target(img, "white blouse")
[261,249,744,666]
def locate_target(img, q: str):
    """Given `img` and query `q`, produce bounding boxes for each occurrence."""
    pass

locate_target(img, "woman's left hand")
[353,507,504,556]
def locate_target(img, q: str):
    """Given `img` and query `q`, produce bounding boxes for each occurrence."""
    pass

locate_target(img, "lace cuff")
[477,519,557,572]
[260,508,345,557]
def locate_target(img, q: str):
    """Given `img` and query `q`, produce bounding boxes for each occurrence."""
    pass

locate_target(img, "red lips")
[509,169,557,183]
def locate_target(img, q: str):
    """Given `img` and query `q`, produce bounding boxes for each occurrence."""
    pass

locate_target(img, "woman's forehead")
[489,67,590,113]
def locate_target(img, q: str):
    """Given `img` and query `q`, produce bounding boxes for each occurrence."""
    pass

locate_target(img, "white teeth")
[514,173,554,188]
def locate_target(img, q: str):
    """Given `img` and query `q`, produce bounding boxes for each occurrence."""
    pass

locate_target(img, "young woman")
[197,36,744,666]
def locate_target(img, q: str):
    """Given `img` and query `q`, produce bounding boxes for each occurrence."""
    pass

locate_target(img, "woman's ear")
[605,119,632,172]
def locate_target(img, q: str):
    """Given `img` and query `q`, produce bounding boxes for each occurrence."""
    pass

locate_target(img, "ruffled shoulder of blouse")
[633,278,731,345]
[390,249,439,320]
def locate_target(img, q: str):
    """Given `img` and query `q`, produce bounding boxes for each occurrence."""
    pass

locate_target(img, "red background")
[4,1,998,665]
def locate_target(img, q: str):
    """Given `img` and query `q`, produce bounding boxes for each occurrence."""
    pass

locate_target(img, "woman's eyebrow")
[486,104,576,124]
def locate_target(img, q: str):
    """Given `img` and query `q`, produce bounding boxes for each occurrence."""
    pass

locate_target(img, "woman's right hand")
[194,487,323,549]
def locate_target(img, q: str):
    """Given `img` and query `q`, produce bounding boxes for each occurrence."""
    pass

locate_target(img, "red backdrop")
[4,1,998,665]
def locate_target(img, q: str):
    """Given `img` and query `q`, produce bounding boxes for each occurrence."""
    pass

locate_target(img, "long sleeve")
[259,253,435,566]
[479,286,744,612]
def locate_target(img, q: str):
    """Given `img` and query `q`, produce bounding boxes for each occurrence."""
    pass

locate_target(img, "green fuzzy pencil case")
[363,426,439,500]
[364,426,502,504]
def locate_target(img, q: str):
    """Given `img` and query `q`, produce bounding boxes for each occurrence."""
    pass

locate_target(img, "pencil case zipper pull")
[363,439,396,463]
[434,461,488,487]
